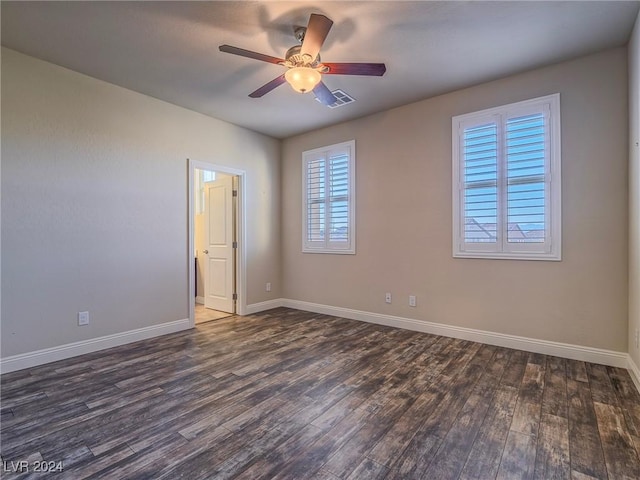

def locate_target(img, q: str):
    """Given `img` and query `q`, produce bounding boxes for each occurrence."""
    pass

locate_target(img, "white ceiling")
[2,1,639,139]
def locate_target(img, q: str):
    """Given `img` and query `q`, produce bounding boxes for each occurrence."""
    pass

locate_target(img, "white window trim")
[452,94,561,261]
[302,140,356,254]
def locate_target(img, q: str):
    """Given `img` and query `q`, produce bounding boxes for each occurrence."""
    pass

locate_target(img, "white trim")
[195,296,205,305]
[453,251,562,261]
[0,318,191,374]
[627,355,640,393]
[280,299,627,368]
[188,159,248,327]
[245,299,285,315]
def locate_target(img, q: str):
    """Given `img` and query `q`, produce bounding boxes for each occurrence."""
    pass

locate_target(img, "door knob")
[203,250,209,254]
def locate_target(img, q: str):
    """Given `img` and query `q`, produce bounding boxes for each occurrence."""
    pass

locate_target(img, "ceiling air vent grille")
[316,89,355,108]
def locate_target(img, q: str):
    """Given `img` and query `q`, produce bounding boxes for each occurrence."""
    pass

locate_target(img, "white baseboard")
[0,318,191,374]
[195,296,204,305]
[245,299,285,315]
[279,299,629,369]
[628,356,640,393]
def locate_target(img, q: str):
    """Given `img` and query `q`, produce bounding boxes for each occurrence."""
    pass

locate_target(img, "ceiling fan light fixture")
[285,67,321,94]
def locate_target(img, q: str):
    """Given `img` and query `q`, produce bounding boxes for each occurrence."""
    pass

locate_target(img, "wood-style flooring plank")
[346,458,389,479]
[321,395,414,478]
[384,343,492,478]
[541,356,568,419]
[233,424,324,480]
[421,368,499,479]
[567,378,609,479]
[587,363,620,406]
[593,401,640,479]
[459,383,519,480]
[533,413,570,480]
[496,430,537,480]
[566,359,589,383]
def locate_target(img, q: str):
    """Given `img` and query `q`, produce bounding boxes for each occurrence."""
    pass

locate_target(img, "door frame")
[188,159,247,328]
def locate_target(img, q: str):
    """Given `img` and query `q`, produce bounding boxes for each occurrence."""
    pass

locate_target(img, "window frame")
[452,94,561,261]
[302,140,356,254]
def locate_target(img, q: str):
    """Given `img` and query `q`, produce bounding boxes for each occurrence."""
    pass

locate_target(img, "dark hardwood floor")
[2,307,640,479]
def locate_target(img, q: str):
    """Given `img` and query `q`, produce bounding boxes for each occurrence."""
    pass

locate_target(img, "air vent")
[316,89,355,108]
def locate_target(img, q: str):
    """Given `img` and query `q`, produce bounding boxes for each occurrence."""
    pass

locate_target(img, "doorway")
[188,160,246,328]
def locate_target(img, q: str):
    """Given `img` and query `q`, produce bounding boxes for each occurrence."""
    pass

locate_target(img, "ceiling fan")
[219,14,386,106]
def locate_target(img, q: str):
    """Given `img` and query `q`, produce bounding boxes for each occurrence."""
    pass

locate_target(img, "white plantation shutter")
[306,159,325,243]
[462,120,499,249]
[505,110,548,251]
[328,153,350,242]
[453,94,561,260]
[303,141,355,254]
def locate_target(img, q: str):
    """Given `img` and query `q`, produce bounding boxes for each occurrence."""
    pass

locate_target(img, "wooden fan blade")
[219,45,284,65]
[300,14,333,60]
[313,81,338,106]
[322,63,387,76]
[248,74,287,98]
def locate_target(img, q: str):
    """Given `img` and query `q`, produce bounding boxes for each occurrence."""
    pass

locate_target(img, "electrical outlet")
[409,295,417,307]
[385,292,392,304]
[266,282,271,292]
[78,311,89,326]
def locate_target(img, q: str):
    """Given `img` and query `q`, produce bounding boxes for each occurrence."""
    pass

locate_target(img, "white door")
[203,176,235,313]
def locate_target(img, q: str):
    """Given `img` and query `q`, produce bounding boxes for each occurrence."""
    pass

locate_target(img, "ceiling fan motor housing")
[284,45,320,68]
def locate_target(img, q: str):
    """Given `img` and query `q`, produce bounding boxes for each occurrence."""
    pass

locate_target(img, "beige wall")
[1,48,281,357]
[630,12,640,366]
[282,48,629,352]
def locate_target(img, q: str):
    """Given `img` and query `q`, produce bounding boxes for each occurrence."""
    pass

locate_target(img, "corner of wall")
[628,355,640,393]
[629,9,640,367]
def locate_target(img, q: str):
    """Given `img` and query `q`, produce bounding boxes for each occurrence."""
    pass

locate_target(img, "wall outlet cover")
[78,311,89,326]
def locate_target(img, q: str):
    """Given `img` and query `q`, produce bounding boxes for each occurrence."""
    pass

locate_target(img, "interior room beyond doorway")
[194,168,238,324]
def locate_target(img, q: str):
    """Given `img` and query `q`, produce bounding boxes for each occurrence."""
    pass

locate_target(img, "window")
[303,140,355,254]
[452,94,561,260]
[195,169,216,215]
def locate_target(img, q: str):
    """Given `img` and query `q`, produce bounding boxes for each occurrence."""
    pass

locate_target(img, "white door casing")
[203,176,235,313]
